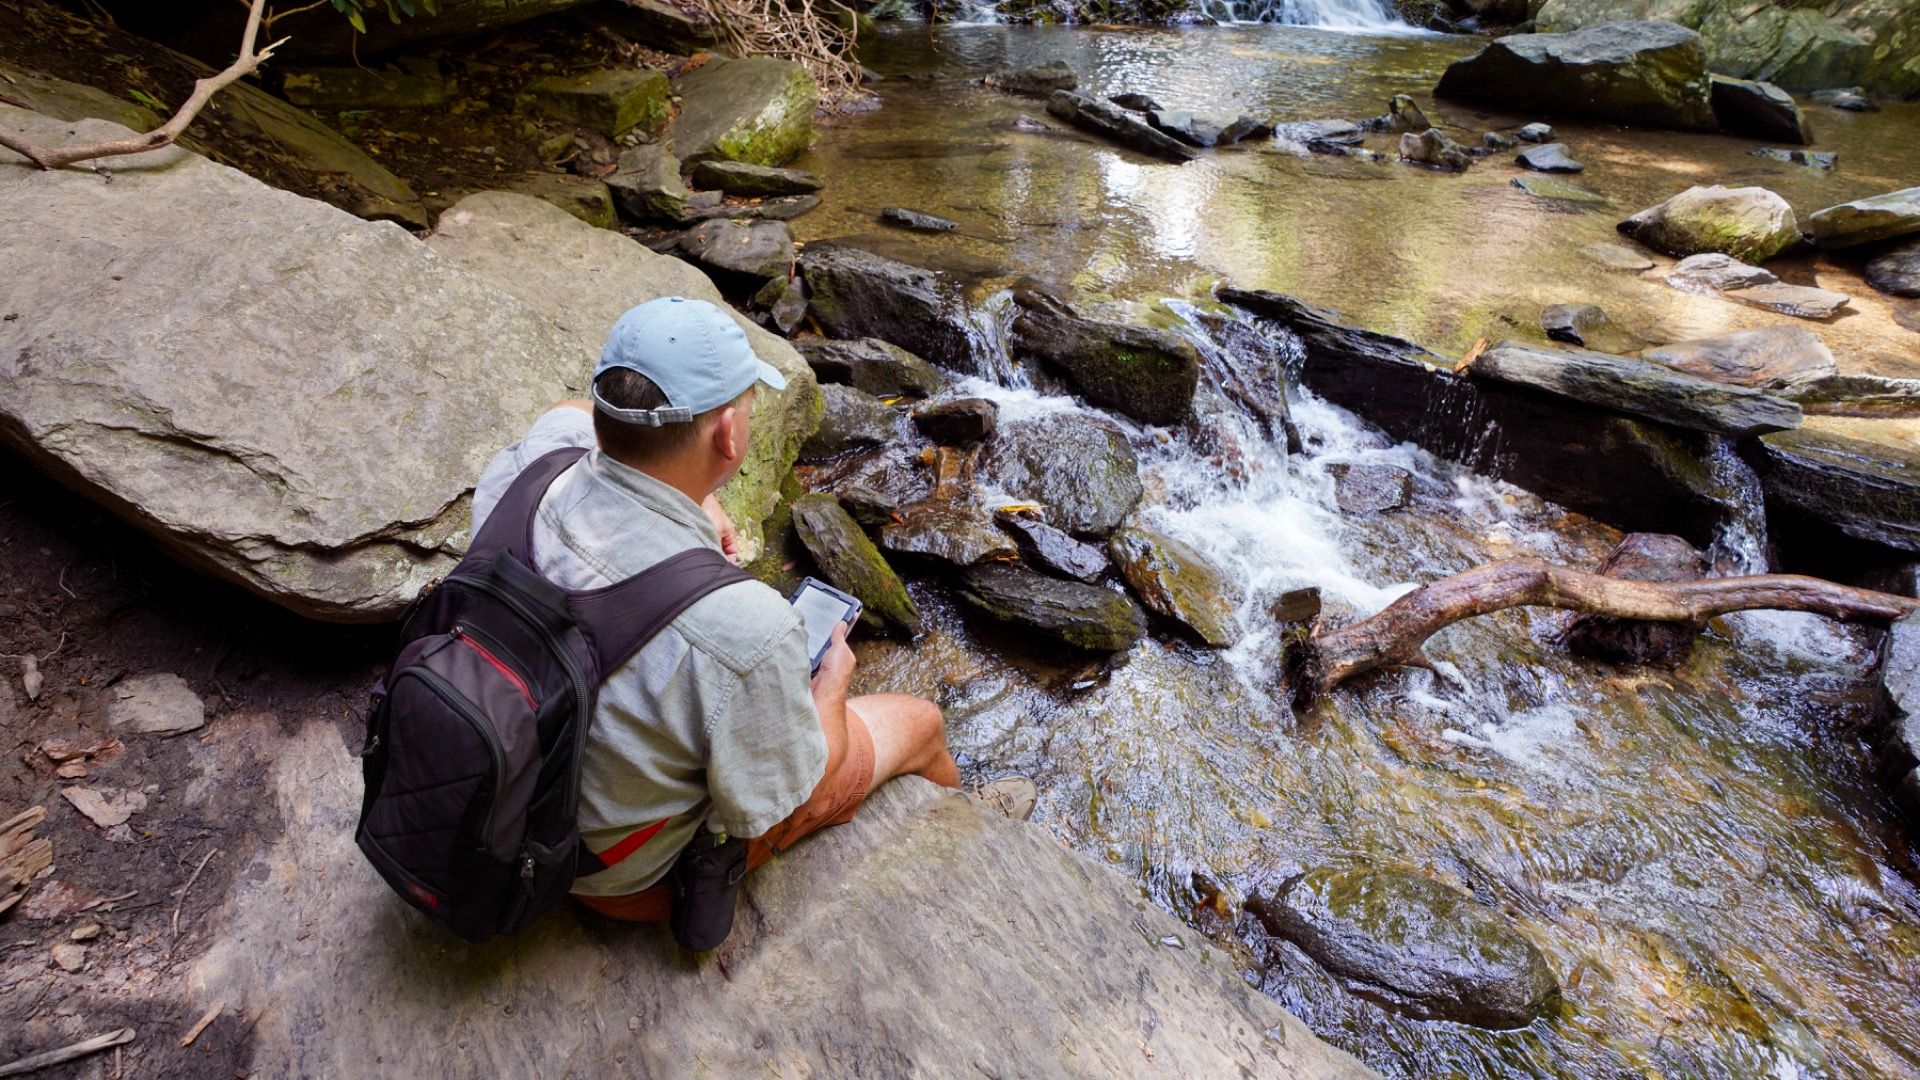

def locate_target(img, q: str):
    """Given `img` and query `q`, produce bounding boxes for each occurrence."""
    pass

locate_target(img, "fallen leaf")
[21,655,43,701]
[60,786,147,829]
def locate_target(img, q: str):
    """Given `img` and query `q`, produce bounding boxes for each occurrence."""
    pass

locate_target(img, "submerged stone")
[1665,254,1851,319]
[1750,148,1836,170]
[1327,463,1412,514]
[797,337,944,398]
[1868,239,1920,298]
[1562,533,1707,664]
[1436,21,1716,131]
[880,206,959,233]
[1249,866,1558,1029]
[1108,527,1241,647]
[1275,120,1366,153]
[1108,91,1161,112]
[983,61,1078,97]
[1511,175,1608,205]
[1009,284,1201,426]
[1580,241,1655,270]
[1647,326,1837,390]
[1399,128,1473,171]
[1618,185,1801,263]
[1811,88,1876,112]
[960,564,1146,653]
[790,494,922,637]
[978,414,1144,538]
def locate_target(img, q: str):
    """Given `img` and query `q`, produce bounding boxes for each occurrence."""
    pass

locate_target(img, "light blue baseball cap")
[592,296,787,426]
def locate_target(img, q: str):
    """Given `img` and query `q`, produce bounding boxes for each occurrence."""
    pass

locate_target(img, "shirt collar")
[584,449,722,549]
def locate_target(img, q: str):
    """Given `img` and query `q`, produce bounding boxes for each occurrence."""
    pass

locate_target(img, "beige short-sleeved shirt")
[471,407,826,896]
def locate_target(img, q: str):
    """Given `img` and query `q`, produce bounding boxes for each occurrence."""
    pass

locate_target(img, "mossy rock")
[1108,526,1240,646]
[668,56,818,168]
[1009,284,1201,425]
[1618,185,1802,263]
[959,564,1146,653]
[790,493,923,636]
[522,68,671,139]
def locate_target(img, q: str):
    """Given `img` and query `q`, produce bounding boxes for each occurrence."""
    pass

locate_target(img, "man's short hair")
[593,368,743,467]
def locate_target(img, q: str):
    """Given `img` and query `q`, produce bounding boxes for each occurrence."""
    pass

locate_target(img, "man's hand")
[701,494,741,564]
[810,620,855,697]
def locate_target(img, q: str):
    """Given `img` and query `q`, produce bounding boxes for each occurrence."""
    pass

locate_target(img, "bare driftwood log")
[1288,558,1920,706]
[0,0,288,171]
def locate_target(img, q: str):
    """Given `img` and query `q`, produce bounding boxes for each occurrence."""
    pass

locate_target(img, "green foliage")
[326,0,439,35]
[126,88,168,111]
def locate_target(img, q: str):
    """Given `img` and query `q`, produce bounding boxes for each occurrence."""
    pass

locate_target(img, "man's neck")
[622,455,715,508]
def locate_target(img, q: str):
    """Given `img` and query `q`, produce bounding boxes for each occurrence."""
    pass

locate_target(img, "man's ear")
[710,405,743,463]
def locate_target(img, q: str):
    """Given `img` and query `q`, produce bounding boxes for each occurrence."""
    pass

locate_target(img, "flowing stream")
[801,23,1920,1078]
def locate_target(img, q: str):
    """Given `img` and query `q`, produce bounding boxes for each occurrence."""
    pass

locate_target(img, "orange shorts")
[573,709,875,922]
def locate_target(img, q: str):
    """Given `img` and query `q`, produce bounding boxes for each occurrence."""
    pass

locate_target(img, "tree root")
[1288,558,1920,707]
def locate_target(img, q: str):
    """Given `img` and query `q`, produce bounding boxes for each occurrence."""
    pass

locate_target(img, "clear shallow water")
[813,24,1920,1079]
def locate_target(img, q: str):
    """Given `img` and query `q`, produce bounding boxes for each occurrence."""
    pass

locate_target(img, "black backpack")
[355,447,749,942]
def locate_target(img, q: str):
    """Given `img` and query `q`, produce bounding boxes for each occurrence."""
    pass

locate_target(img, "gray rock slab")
[678,217,794,280]
[1709,74,1811,144]
[1511,174,1609,204]
[666,56,817,167]
[1665,253,1851,319]
[979,414,1145,537]
[801,242,987,374]
[1045,91,1198,164]
[427,192,819,564]
[1516,142,1584,172]
[1516,122,1554,142]
[1751,147,1836,170]
[960,564,1147,652]
[1759,429,1920,552]
[1471,342,1802,437]
[1146,109,1229,148]
[1807,187,1920,249]
[1328,463,1413,514]
[106,673,205,737]
[1581,241,1656,270]
[1276,120,1366,153]
[1647,326,1837,390]
[797,337,944,398]
[1868,239,1920,298]
[995,510,1108,582]
[1,110,583,621]
[881,206,959,232]
[190,720,1372,1076]
[983,61,1079,97]
[1435,21,1717,131]
[688,159,821,197]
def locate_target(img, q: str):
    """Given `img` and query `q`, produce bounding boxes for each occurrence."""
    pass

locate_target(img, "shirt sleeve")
[471,406,597,535]
[703,619,829,839]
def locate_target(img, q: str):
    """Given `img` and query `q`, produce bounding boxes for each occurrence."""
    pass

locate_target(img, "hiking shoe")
[968,776,1038,822]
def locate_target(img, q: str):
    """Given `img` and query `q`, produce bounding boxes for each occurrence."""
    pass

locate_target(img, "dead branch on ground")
[1287,558,1920,707]
[689,0,864,107]
[0,0,287,171]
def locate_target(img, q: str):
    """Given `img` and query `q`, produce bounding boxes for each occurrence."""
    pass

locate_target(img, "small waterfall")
[1704,435,1770,575]
[1200,0,1418,32]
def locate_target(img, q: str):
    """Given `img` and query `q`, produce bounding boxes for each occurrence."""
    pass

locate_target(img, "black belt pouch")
[669,830,748,952]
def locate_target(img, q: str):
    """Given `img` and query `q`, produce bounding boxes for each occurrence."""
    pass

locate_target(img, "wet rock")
[1010,114,1055,133]
[1787,374,1920,418]
[1562,533,1707,664]
[978,414,1143,538]
[491,172,616,230]
[960,564,1146,653]
[1146,110,1230,148]
[912,399,999,443]
[1328,463,1413,514]
[522,68,671,139]
[607,144,690,221]
[1472,341,1801,437]
[882,504,1016,567]
[1437,21,1715,130]
[1810,88,1876,112]
[1759,429,1920,553]
[1398,129,1472,172]
[1108,527,1241,647]
[678,218,794,281]
[751,275,809,336]
[983,61,1079,97]
[1580,242,1655,271]
[1359,94,1430,134]
[1249,866,1558,1029]
[801,384,898,461]
[667,56,817,167]
[1516,122,1554,142]
[994,509,1108,582]
[281,66,449,109]
[1275,120,1365,153]
[1219,115,1276,144]
[1270,586,1323,624]
[1750,148,1836,170]
[1516,142,1583,172]
[880,207,959,233]
[688,160,822,197]
[1868,240,1920,299]
[797,337,944,398]
[1709,75,1811,145]
[1483,130,1517,150]
[1647,327,1837,390]
[1044,91,1198,164]
[1009,284,1201,425]
[1510,175,1608,205]
[733,194,823,223]
[820,446,933,527]
[107,673,206,737]
[1807,187,1920,249]
[1665,254,1851,319]
[1186,311,1296,446]
[1541,302,1606,346]
[1108,92,1161,112]
[1618,185,1801,263]
[789,494,922,636]
[429,193,818,566]
[800,243,985,374]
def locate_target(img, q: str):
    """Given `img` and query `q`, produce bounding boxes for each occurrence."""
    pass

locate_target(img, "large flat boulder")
[801,242,989,374]
[666,56,817,167]
[1759,429,1920,552]
[1435,20,1718,131]
[1709,75,1811,144]
[1806,187,1920,249]
[426,192,821,565]
[188,722,1372,1077]
[0,109,583,621]
[1471,342,1802,437]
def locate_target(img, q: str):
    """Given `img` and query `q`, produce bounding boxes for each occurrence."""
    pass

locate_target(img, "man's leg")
[847,693,960,789]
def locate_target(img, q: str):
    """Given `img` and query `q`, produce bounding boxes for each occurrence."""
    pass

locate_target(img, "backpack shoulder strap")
[568,548,754,682]
[468,447,588,565]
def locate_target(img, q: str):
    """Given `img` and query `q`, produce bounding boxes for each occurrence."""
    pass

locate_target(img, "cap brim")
[754,358,788,392]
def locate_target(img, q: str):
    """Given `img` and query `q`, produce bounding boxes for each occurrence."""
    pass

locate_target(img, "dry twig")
[687,0,864,107]
[0,0,287,170]
[0,1029,135,1078]
[1288,558,1920,705]
[172,847,220,938]
[179,1001,226,1048]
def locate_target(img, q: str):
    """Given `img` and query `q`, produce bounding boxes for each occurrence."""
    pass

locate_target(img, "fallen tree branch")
[0,0,286,171]
[0,1029,135,1078]
[1288,558,1920,706]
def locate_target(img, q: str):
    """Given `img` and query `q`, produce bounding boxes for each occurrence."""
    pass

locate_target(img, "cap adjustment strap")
[590,382,696,427]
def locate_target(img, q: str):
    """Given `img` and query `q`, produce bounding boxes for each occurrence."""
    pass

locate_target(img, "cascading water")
[1196,0,1419,32]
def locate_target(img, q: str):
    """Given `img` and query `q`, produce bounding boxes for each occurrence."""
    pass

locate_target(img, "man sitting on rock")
[471,296,1036,922]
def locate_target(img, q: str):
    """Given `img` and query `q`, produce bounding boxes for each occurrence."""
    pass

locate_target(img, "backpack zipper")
[398,666,508,853]
[464,578,594,820]
[454,626,537,710]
